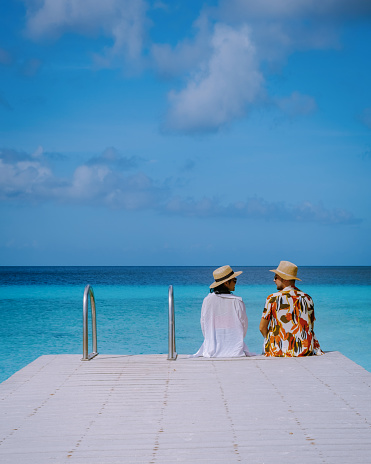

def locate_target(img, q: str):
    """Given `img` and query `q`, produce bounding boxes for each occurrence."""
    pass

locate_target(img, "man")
[259,261,322,357]
[192,265,252,357]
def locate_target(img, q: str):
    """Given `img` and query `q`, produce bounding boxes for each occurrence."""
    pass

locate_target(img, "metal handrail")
[82,285,98,361]
[168,285,177,360]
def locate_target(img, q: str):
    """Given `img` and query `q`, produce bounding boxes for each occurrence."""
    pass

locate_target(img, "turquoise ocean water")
[0,266,370,383]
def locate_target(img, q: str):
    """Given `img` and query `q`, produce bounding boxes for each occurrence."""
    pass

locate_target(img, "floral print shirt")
[262,286,323,357]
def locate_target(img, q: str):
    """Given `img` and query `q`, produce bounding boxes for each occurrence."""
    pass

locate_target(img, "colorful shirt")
[262,286,323,357]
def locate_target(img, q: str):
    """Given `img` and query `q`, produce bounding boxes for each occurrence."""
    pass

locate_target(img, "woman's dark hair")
[211,283,231,294]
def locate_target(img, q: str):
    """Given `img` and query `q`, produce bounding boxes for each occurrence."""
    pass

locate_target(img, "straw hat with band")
[210,265,243,289]
[269,261,301,281]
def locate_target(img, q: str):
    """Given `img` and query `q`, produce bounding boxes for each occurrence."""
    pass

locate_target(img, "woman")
[192,265,252,357]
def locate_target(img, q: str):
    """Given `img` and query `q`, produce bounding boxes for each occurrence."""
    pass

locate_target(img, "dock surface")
[1,352,370,463]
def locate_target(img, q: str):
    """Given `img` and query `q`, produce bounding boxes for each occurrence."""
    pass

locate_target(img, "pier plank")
[0,352,370,463]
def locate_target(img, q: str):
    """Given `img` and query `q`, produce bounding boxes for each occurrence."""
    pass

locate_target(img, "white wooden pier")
[1,352,370,463]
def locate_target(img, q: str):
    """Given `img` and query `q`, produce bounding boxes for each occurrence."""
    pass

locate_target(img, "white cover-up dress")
[192,292,251,357]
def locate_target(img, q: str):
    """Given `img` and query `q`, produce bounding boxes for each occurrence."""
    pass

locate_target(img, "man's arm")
[259,318,269,338]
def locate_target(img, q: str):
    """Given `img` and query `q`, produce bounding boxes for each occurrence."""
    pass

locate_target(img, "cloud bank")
[0,147,163,210]
[163,196,360,225]
[0,148,360,225]
[24,0,148,65]
[21,0,371,133]
[275,92,317,117]
[158,0,371,133]
[162,0,370,133]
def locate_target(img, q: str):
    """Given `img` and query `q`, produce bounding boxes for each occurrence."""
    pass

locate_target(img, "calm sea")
[0,266,370,383]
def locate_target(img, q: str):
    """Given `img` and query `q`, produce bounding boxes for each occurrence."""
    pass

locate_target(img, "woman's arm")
[235,299,248,336]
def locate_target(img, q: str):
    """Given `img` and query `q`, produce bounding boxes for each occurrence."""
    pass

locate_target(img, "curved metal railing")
[168,285,177,360]
[82,285,98,361]
[82,284,175,361]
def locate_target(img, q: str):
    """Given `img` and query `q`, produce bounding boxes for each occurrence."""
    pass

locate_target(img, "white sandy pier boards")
[1,352,370,463]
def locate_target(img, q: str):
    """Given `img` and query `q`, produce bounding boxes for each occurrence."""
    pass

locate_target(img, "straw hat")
[210,265,243,289]
[269,261,301,281]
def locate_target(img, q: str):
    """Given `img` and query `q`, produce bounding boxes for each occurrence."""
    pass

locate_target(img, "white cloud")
[63,165,163,210]
[160,0,369,133]
[151,15,212,78]
[217,0,371,22]
[214,0,371,58]
[87,147,141,170]
[21,0,371,133]
[0,148,164,209]
[162,196,360,225]
[0,148,359,225]
[275,91,317,117]
[0,156,54,200]
[164,24,264,133]
[24,0,148,64]
[151,37,209,79]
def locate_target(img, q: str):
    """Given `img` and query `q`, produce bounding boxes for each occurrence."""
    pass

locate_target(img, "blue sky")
[0,0,370,266]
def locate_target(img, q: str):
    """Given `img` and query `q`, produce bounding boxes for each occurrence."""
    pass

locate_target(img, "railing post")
[168,285,177,360]
[82,285,99,361]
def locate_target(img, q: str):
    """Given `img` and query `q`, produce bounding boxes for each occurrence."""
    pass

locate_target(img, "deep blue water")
[0,266,370,383]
